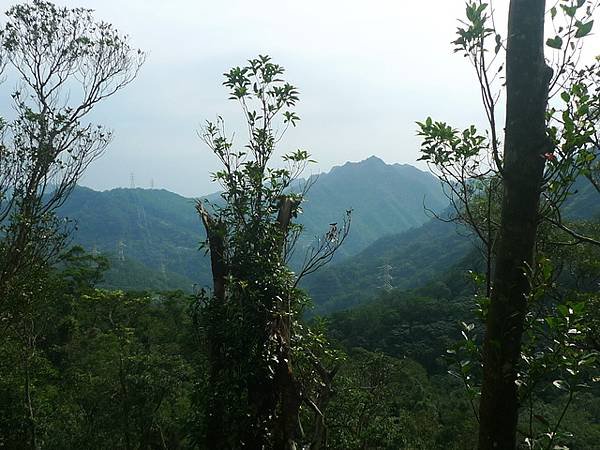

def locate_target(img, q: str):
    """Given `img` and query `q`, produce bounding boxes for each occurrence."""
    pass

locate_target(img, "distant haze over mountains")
[297,156,447,257]
[59,155,600,312]
[59,156,447,291]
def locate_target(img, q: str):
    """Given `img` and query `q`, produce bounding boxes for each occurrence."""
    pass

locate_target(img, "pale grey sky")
[0,0,597,196]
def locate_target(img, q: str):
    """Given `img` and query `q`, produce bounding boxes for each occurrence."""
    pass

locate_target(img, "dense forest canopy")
[0,1,599,449]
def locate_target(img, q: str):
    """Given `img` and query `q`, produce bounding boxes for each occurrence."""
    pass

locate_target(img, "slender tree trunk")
[197,203,227,303]
[274,316,302,450]
[24,346,39,450]
[196,204,229,450]
[118,354,132,450]
[274,197,303,449]
[310,364,337,450]
[477,1,552,449]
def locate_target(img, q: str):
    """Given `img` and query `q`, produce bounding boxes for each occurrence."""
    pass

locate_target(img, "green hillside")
[296,156,448,258]
[59,187,208,290]
[58,157,448,291]
[302,175,600,314]
[101,257,196,292]
[59,160,598,304]
[301,219,475,313]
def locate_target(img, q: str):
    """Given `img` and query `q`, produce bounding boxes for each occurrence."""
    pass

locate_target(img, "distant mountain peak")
[345,155,387,168]
[329,155,387,175]
[363,155,386,165]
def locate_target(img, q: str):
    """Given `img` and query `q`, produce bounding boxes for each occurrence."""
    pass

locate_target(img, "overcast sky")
[0,0,597,197]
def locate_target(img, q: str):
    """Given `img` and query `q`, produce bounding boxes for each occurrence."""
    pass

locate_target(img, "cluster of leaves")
[197,56,349,448]
[546,0,596,51]
[445,241,600,448]
[325,263,600,449]
[544,61,600,223]
[0,248,198,449]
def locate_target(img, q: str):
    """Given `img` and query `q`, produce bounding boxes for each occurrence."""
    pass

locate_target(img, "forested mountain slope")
[59,187,205,291]
[303,176,600,314]
[297,156,447,257]
[301,219,475,313]
[59,157,447,291]
[59,163,599,299]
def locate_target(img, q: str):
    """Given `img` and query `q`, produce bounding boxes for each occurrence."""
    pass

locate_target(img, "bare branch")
[294,210,352,286]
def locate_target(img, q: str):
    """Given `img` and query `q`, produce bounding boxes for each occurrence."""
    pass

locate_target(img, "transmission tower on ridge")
[117,240,126,261]
[379,264,394,292]
[130,172,136,189]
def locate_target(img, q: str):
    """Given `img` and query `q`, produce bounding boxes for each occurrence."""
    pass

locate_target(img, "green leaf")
[557,304,570,318]
[561,4,577,17]
[553,379,570,391]
[575,20,594,38]
[546,36,563,49]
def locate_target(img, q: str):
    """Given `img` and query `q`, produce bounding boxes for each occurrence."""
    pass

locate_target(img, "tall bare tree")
[0,0,144,299]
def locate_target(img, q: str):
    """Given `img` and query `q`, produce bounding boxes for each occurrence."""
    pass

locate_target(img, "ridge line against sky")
[76,155,435,198]
[1,0,598,197]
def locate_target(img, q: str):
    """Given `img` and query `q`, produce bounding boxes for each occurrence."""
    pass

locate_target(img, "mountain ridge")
[60,156,448,291]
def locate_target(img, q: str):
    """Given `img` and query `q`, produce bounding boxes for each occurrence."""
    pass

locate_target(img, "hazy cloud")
[1,0,596,196]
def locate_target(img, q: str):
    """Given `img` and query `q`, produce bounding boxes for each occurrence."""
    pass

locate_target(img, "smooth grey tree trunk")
[477,1,552,449]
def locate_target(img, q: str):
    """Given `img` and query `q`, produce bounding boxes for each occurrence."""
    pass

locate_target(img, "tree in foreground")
[0,0,144,299]
[196,55,350,449]
[0,2,143,448]
[475,2,552,447]
[418,1,600,448]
